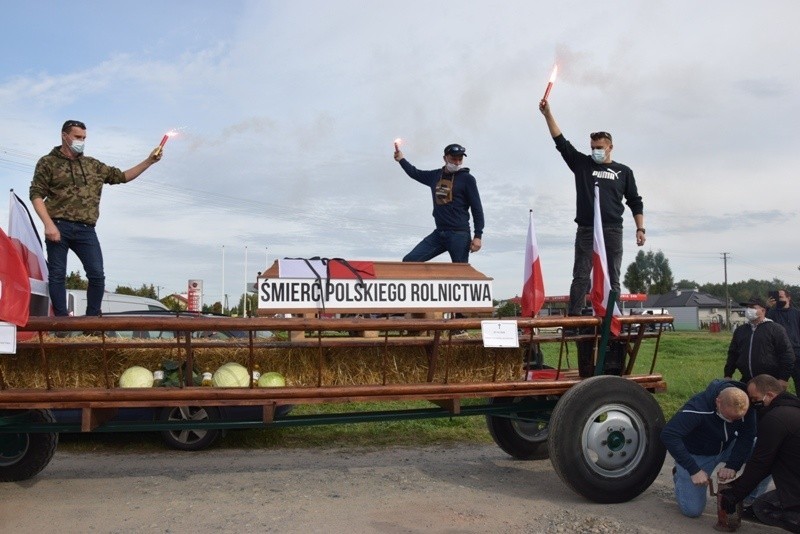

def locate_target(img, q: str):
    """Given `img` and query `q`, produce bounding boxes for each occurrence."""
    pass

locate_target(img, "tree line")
[623,251,799,304]
[65,270,259,316]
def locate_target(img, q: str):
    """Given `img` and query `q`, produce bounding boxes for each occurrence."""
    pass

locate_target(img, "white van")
[67,290,169,315]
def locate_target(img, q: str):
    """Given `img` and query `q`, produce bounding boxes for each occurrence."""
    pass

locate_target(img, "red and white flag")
[9,191,48,295]
[0,225,31,326]
[8,191,50,339]
[590,184,621,335]
[521,211,545,318]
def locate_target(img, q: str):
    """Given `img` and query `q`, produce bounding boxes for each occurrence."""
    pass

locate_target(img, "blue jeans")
[403,229,471,263]
[569,226,622,316]
[46,219,105,316]
[673,442,771,518]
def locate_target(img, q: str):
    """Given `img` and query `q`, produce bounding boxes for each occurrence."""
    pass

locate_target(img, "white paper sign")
[0,322,17,354]
[480,320,519,348]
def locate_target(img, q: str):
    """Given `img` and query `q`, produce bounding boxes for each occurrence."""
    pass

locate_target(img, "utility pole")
[721,252,730,330]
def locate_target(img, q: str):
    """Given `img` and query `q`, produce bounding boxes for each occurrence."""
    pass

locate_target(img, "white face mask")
[591,148,606,163]
[445,162,461,173]
[70,140,85,155]
[744,307,759,322]
[716,411,734,424]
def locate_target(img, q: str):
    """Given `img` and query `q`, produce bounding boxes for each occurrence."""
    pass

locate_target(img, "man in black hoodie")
[661,379,758,517]
[393,143,484,264]
[721,374,800,532]
[538,100,644,316]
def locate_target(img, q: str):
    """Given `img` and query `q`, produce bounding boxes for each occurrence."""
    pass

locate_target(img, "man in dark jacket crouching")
[721,374,800,532]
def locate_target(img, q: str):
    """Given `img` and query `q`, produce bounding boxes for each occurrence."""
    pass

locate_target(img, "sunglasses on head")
[62,120,86,132]
[590,131,612,142]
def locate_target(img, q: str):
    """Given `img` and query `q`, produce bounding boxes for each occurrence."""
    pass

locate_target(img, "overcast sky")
[1,1,798,306]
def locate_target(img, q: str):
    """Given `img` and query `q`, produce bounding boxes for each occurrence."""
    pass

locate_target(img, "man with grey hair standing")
[725,296,795,388]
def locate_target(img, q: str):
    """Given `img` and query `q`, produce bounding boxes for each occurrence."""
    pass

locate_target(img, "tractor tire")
[0,409,59,482]
[486,396,552,460]
[548,375,665,503]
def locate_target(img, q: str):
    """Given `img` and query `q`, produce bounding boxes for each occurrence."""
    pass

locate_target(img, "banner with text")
[258,278,493,310]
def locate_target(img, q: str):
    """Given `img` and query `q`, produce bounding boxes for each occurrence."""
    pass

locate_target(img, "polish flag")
[0,225,31,326]
[9,191,48,294]
[521,211,545,317]
[8,191,51,338]
[590,184,621,335]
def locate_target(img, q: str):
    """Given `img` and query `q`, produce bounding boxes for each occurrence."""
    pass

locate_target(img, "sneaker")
[450,330,470,339]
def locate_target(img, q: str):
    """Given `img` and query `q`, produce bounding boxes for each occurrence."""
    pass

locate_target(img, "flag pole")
[593,289,618,376]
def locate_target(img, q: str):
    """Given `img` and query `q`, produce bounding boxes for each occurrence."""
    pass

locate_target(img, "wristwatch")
[636,228,646,234]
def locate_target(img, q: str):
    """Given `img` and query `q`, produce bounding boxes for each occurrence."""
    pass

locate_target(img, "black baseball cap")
[740,296,767,308]
[444,143,467,157]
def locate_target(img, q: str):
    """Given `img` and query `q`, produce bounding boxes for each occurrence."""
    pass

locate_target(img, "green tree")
[65,270,88,290]
[114,284,158,299]
[495,300,521,317]
[623,250,674,294]
[160,295,185,312]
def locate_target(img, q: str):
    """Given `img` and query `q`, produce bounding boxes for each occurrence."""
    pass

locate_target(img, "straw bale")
[1,337,526,389]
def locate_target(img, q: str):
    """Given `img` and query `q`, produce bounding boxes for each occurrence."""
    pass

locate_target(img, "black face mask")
[777,300,788,309]
[751,400,765,410]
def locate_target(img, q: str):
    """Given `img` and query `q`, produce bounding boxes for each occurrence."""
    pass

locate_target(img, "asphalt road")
[0,444,779,533]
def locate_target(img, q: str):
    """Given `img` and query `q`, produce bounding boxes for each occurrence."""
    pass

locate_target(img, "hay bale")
[1,337,525,389]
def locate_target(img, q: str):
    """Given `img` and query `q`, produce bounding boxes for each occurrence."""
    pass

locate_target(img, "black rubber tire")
[548,375,666,503]
[0,409,59,482]
[486,396,552,460]
[158,406,221,451]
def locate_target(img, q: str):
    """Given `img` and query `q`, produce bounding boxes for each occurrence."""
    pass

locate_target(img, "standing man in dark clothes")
[393,143,484,264]
[29,120,162,316]
[661,379,760,518]
[538,100,645,316]
[725,296,795,388]
[768,289,800,393]
[720,374,800,532]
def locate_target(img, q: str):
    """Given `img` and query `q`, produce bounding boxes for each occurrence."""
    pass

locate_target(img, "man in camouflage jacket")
[29,120,162,316]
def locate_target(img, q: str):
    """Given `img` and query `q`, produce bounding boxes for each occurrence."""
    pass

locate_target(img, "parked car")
[64,310,273,340]
[66,290,169,315]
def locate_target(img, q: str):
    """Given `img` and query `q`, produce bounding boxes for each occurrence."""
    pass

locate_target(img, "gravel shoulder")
[0,444,779,533]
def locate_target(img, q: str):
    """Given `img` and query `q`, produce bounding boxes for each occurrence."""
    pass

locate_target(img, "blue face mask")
[591,148,606,163]
[70,140,85,155]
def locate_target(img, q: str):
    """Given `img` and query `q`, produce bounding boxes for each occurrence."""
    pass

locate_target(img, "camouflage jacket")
[29,146,126,226]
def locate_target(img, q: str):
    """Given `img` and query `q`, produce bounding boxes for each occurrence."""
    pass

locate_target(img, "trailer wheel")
[548,376,665,503]
[0,410,59,482]
[486,396,552,460]
[159,406,221,451]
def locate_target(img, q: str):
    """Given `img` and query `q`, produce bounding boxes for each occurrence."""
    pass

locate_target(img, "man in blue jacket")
[393,143,484,264]
[661,379,758,518]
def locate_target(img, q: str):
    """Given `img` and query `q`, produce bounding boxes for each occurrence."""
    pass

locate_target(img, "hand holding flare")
[152,130,177,158]
[542,64,558,102]
[393,137,404,161]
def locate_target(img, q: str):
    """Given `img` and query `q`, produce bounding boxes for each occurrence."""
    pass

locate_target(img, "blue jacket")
[398,159,484,238]
[661,379,756,475]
